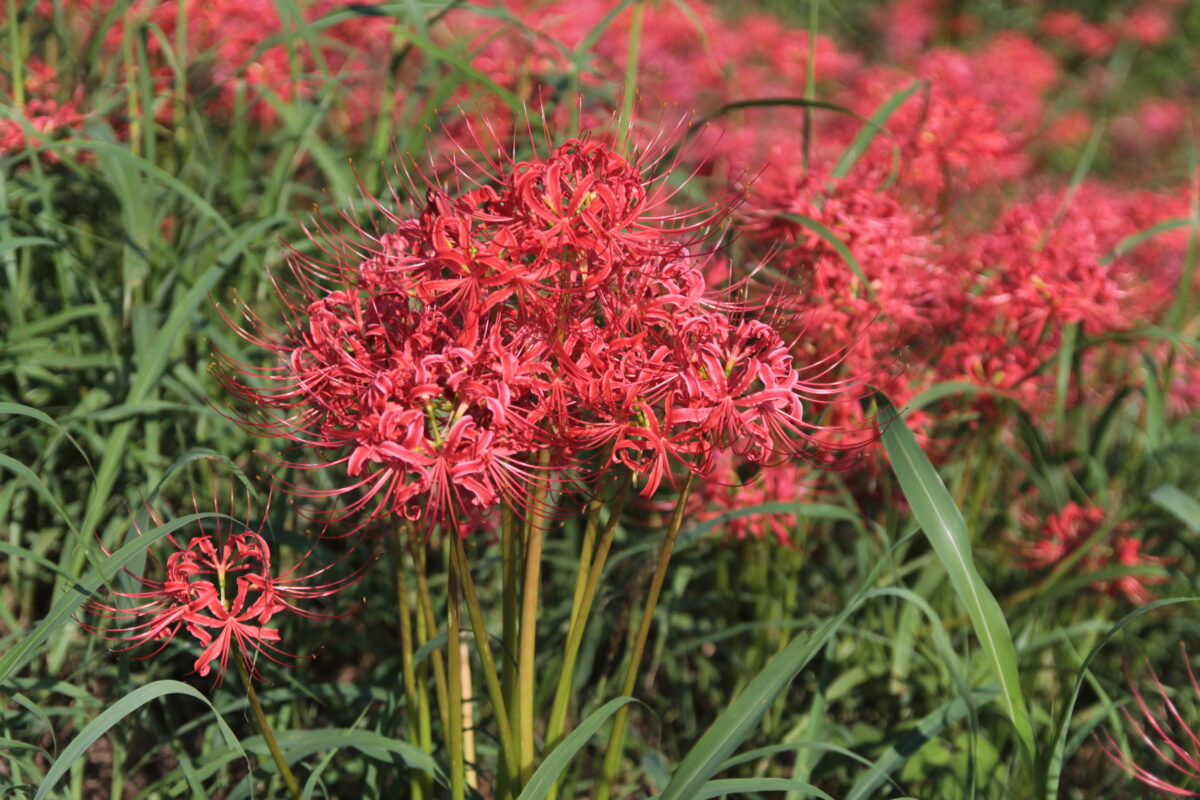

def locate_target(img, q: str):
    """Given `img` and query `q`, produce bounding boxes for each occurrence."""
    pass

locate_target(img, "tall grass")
[2,1,1199,799]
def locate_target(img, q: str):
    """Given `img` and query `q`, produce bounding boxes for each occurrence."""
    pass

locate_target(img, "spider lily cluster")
[220,133,857,533]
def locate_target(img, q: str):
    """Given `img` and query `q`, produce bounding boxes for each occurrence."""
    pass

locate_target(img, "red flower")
[1012,502,1169,605]
[0,58,87,161]
[221,126,859,529]
[85,500,357,683]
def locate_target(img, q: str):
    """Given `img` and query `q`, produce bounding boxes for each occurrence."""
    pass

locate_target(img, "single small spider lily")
[85,498,358,683]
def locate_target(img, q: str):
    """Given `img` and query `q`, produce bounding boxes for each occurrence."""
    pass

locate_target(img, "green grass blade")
[517,697,638,800]
[0,512,221,683]
[832,80,922,179]
[243,728,443,777]
[1055,322,1079,436]
[690,778,834,800]
[1141,353,1164,450]
[72,262,228,584]
[0,235,57,255]
[877,395,1035,766]
[777,213,879,304]
[0,454,83,541]
[1150,485,1200,532]
[903,381,1006,414]
[1101,217,1191,264]
[687,97,863,134]
[1039,597,1198,799]
[41,139,234,236]
[718,741,877,773]
[845,685,1000,800]
[658,593,867,799]
[33,680,243,800]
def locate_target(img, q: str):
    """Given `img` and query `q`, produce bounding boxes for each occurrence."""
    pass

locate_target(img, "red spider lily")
[85,499,359,683]
[1105,648,1200,796]
[52,0,396,130]
[692,450,817,547]
[219,125,861,531]
[1,58,87,162]
[1011,501,1170,605]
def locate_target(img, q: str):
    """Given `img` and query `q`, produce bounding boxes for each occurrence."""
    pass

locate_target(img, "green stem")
[173,0,189,154]
[8,0,24,113]
[447,547,466,800]
[1168,156,1199,335]
[123,15,140,159]
[395,524,430,800]
[617,0,645,153]
[595,474,695,800]
[518,450,553,785]
[236,652,303,800]
[452,534,520,795]
[802,0,819,171]
[414,594,435,788]
[500,503,522,796]
[545,473,632,759]
[414,539,452,740]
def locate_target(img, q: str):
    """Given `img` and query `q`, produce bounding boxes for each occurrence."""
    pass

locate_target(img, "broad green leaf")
[878,395,1035,766]
[517,698,638,800]
[1151,485,1200,532]
[690,778,834,800]
[658,592,868,799]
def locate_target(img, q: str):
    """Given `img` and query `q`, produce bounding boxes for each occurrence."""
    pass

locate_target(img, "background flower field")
[2,0,1199,798]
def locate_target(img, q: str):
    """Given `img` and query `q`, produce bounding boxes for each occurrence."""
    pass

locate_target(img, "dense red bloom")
[735,157,944,444]
[931,187,1135,413]
[1105,648,1200,796]
[44,0,394,129]
[222,129,859,528]
[821,32,1056,204]
[85,502,355,682]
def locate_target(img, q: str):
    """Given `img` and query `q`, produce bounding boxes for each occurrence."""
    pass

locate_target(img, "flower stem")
[447,546,466,800]
[500,503,522,796]
[394,523,431,800]
[413,539,451,740]
[545,472,632,764]
[518,449,553,785]
[802,0,820,171]
[595,473,695,800]
[7,0,24,114]
[452,534,519,795]
[235,652,303,800]
[617,0,645,153]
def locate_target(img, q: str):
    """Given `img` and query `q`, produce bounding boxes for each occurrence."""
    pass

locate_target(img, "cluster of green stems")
[378,460,694,800]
